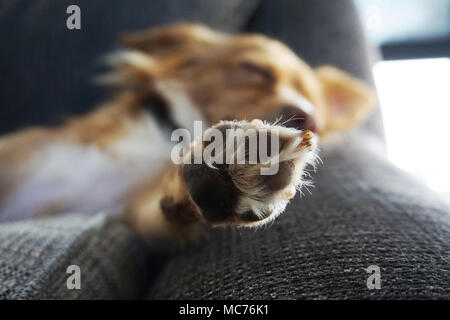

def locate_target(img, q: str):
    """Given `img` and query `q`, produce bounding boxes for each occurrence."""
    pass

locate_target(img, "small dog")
[0,24,375,243]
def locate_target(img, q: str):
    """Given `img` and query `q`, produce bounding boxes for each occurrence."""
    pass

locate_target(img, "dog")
[0,24,375,243]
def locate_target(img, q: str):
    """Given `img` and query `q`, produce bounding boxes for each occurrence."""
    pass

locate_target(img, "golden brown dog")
[0,24,375,243]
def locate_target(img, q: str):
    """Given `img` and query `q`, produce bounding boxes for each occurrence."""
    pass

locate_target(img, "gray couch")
[0,0,449,299]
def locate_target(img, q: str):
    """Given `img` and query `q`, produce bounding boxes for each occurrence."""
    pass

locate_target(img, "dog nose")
[279,105,317,132]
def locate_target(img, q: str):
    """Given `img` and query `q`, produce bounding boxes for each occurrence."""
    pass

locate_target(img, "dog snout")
[279,105,317,132]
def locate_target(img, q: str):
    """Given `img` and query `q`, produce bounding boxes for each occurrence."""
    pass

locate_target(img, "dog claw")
[251,119,264,126]
[301,130,313,141]
[284,186,296,199]
[298,130,314,151]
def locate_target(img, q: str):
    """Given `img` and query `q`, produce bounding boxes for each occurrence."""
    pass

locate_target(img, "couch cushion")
[0,213,163,299]
[148,132,450,299]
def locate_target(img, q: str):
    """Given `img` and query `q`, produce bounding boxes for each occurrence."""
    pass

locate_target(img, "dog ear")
[119,23,220,56]
[97,50,160,88]
[316,66,376,133]
[100,24,220,89]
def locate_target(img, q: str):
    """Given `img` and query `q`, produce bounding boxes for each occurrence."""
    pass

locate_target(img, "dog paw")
[181,119,319,227]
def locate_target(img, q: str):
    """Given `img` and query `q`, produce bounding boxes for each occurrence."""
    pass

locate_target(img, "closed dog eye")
[236,61,276,85]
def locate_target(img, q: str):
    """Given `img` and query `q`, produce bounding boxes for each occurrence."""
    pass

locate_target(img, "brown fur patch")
[160,195,199,225]
[0,23,376,240]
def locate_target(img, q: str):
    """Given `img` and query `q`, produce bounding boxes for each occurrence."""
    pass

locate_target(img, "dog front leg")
[126,162,206,245]
[126,120,319,245]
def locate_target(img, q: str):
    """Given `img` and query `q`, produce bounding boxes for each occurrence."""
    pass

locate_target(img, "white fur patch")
[0,114,171,221]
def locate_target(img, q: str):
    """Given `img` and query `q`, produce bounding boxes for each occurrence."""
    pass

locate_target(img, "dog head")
[103,23,375,136]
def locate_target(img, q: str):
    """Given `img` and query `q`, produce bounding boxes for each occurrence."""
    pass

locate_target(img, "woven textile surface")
[148,133,450,299]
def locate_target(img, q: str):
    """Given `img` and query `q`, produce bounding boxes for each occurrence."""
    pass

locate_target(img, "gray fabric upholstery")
[0,213,160,299]
[1,0,449,300]
[148,133,450,299]
[0,0,256,299]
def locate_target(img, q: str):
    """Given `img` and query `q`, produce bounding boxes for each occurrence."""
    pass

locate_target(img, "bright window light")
[373,58,450,195]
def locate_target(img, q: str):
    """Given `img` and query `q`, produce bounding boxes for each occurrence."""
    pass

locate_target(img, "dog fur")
[0,24,375,243]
